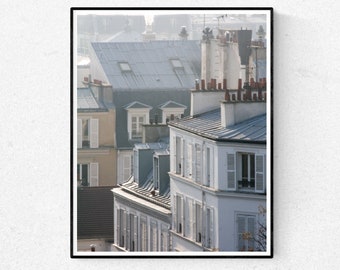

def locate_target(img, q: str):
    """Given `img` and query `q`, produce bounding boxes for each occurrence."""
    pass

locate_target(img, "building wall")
[169,126,266,251]
[77,109,117,186]
[113,194,171,252]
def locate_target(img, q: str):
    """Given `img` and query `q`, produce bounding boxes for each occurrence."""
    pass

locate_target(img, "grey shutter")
[89,163,98,186]
[172,136,176,172]
[90,118,99,148]
[116,209,121,246]
[77,119,82,148]
[227,153,236,190]
[255,155,265,193]
[237,216,246,251]
[133,215,138,251]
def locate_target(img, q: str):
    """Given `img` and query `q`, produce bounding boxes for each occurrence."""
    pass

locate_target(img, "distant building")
[112,140,171,252]
[85,40,201,186]
[77,87,116,187]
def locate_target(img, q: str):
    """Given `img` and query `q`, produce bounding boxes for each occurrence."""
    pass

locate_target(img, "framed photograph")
[71,7,273,258]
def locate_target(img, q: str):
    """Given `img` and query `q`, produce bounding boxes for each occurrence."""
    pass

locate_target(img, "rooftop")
[77,88,107,111]
[91,40,201,90]
[170,108,266,143]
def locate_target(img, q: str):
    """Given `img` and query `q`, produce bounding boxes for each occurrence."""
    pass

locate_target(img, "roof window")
[119,62,132,72]
[170,59,183,69]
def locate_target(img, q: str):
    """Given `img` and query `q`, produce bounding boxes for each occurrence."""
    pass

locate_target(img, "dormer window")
[119,62,132,72]
[125,101,152,140]
[158,100,187,124]
[170,59,183,69]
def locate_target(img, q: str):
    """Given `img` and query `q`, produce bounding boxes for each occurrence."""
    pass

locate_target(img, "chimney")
[190,86,225,116]
[220,99,266,127]
[223,79,227,90]
[201,79,205,90]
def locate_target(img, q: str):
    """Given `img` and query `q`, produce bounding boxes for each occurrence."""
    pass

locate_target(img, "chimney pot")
[201,79,205,90]
[225,89,230,101]
[232,93,236,101]
[238,78,242,90]
[253,93,258,100]
[223,79,227,90]
[218,82,222,90]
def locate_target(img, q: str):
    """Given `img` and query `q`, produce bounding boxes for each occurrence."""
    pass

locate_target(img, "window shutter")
[192,201,196,241]
[181,138,185,176]
[186,143,193,178]
[172,136,176,172]
[237,216,246,251]
[89,163,98,186]
[226,153,236,190]
[90,118,99,148]
[133,215,138,251]
[173,195,177,231]
[77,119,82,148]
[195,144,201,184]
[116,209,121,246]
[255,155,265,193]
[208,208,214,248]
[185,198,193,239]
[247,216,255,250]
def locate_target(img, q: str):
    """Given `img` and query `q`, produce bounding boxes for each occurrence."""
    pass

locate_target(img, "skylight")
[119,62,132,71]
[170,59,183,68]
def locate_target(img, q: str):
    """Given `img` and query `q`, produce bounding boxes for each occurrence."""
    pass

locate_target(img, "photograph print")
[72,7,272,258]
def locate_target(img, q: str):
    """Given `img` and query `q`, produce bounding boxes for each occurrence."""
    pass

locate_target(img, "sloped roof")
[124,101,152,110]
[77,186,114,240]
[170,109,266,143]
[77,88,107,111]
[91,40,201,90]
[158,100,187,109]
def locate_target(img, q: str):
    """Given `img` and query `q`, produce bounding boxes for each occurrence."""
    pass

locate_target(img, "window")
[119,62,132,72]
[77,118,98,148]
[170,59,183,68]
[174,136,183,175]
[205,147,213,187]
[150,220,158,251]
[153,157,159,190]
[174,194,183,234]
[116,208,127,248]
[125,102,151,140]
[159,101,186,124]
[195,144,202,184]
[160,224,170,251]
[140,216,148,251]
[77,163,98,187]
[226,152,265,193]
[205,207,214,248]
[123,154,133,183]
[185,143,193,178]
[237,214,256,251]
[239,153,255,189]
[77,164,88,186]
[195,203,202,243]
[128,213,138,251]
[131,115,145,139]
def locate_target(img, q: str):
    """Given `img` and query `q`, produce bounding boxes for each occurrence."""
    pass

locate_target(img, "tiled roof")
[170,109,266,143]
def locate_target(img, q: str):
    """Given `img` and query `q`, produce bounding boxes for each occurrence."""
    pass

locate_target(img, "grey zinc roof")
[77,88,107,111]
[91,40,201,90]
[170,109,266,143]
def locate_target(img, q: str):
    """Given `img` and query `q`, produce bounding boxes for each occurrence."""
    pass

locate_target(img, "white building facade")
[169,88,267,252]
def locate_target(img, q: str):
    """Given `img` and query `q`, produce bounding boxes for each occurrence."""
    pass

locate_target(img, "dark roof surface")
[91,40,201,90]
[170,109,266,143]
[77,88,107,111]
[77,186,114,240]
